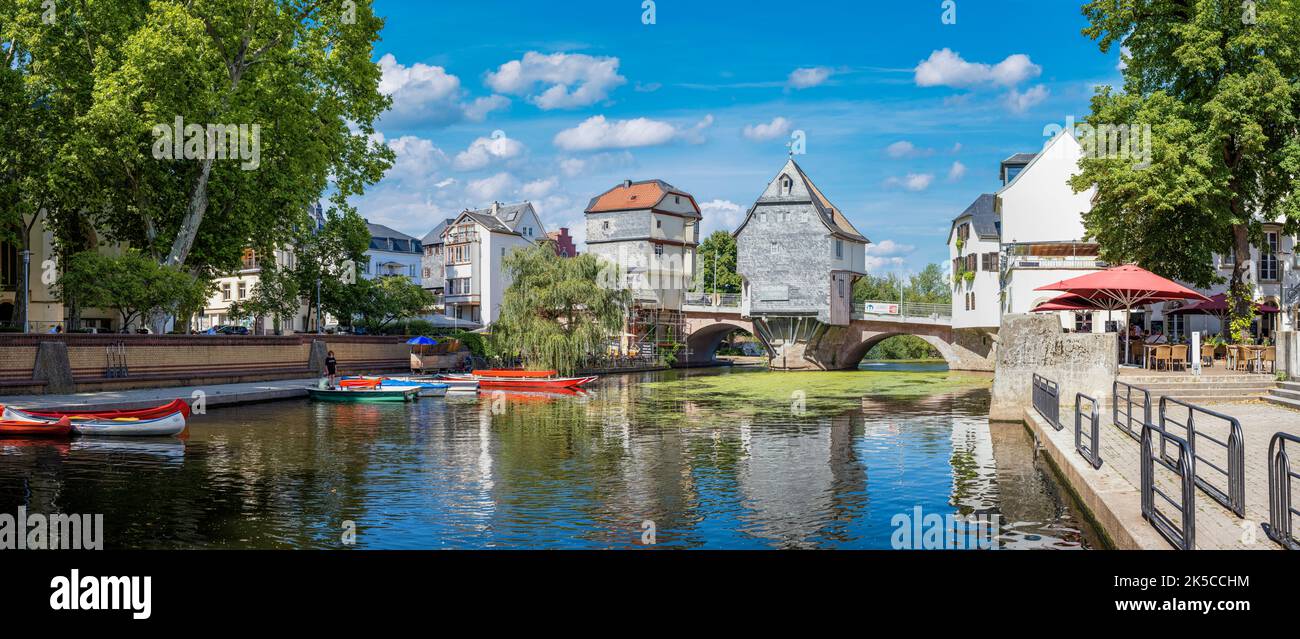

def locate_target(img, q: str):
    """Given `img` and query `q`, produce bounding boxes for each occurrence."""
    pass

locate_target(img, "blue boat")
[379,379,449,397]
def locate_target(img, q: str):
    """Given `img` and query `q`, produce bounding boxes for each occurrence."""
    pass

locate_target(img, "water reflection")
[0,368,1098,549]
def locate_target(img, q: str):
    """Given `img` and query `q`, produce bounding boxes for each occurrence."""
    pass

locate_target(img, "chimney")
[491,201,500,216]
[623,179,632,188]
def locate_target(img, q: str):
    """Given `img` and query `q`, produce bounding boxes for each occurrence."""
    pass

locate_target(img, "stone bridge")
[682,303,995,371]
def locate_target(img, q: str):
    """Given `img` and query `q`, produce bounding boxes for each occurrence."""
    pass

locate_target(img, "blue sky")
[356,0,1125,272]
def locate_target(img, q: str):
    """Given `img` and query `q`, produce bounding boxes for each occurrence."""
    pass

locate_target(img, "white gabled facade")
[439,201,547,326]
[948,194,1002,330]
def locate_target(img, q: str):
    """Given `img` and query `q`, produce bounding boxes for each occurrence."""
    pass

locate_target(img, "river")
[0,365,1100,549]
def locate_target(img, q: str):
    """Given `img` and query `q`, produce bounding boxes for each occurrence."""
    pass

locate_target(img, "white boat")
[405,376,479,393]
[1,406,187,437]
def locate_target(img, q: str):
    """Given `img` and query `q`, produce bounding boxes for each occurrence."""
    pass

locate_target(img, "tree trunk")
[1228,222,1254,342]
[13,229,28,331]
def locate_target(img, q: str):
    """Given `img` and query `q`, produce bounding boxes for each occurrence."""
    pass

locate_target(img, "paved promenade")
[0,378,321,412]
[1024,399,1299,550]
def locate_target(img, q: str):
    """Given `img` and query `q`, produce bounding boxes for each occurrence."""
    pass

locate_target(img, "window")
[656,219,662,229]
[221,283,231,301]
[835,239,843,259]
[1168,313,1185,339]
[423,268,430,279]
[446,244,472,265]
[981,252,999,271]
[654,244,664,257]
[966,254,977,272]
[969,292,975,311]
[1260,231,1280,281]
[602,220,610,230]
[234,282,242,300]
[779,174,793,195]
[956,223,969,242]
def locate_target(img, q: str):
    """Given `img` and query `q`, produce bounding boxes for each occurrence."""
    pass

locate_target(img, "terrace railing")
[683,292,741,309]
[1074,393,1103,469]
[1112,380,1150,443]
[858,300,952,321]
[1032,374,1061,431]
[1159,397,1246,518]
[1264,433,1300,550]
[1141,421,1196,550]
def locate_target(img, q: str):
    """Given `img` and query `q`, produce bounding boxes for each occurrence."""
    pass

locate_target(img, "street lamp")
[19,249,31,334]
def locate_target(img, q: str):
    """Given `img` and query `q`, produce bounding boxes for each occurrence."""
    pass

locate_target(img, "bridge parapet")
[853,300,951,326]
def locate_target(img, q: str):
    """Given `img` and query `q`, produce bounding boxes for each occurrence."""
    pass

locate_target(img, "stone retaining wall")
[989,313,1117,421]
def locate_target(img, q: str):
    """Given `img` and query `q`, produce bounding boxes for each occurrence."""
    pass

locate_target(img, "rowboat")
[442,370,598,390]
[0,399,190,437]
[306,386,420,402]
[400,376,479,393]
[339,378,382,389]
[0,416,73,438]
[378,379,448,397]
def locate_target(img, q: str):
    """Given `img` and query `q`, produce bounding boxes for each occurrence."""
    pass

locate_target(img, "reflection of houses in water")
[737,414,866,548]
[948,416,998,514]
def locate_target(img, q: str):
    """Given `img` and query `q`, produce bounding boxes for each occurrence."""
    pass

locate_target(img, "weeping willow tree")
[491,243,631,374]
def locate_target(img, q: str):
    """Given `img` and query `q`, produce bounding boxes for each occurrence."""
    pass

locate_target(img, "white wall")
[998,132,1095,245]
[949,230,1001,329]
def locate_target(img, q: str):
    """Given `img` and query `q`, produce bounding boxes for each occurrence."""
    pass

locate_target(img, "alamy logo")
[890,506,1001,549]
[152,116,262,170]
[0,507,103,550]
[50,569,151,620]
[1043,115,1152,169]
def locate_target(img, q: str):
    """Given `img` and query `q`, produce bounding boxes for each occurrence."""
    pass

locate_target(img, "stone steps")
[1264,381,1300,411]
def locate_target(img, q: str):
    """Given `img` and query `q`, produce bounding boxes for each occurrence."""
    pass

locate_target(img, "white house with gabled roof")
[437,201,547,326]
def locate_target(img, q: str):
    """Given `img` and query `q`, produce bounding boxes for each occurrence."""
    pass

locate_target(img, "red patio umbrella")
[1031,293,1102,312]
[1035,264,1211,365]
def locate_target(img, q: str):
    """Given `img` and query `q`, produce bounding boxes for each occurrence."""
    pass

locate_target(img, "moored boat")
[378,379,448,397]
[1,406,187,437]
[306,386,420,402]
[0,416,73,438]
[442,371,597,390]
[403,375,479,393]
[3,399,192,421]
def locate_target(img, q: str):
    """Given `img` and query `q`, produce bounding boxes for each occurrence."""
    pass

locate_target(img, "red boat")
[443,370,597,390]
[1,399,193,421]
[339,378,382,389]
[0,417,73,438]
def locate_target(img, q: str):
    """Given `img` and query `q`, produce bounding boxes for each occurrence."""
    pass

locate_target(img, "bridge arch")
[685,321,756,364]
[836,331,961,370]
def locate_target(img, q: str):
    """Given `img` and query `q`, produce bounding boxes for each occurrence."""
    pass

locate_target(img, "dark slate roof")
[950,193,999,240]
[464,202,535,232]
[366,222,422,253]
[740,158,869,243]
[1002,153,1037,165]
[421,218,456,246]
[460,211,519,235]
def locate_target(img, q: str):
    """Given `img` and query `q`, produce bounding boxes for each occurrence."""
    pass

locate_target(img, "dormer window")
[779,174,793,196]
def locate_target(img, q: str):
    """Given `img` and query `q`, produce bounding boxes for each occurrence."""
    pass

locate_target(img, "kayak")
[1,398,192,421]
[0,401,189,437]
[0,416,73,438]
[442,372,597,390]
[471,369,560,378]
[307,386,420,402]
[378,379,448,397]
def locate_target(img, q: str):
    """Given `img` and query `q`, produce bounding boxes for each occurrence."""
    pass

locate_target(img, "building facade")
[437,201,547,326]
[362,222,423,284]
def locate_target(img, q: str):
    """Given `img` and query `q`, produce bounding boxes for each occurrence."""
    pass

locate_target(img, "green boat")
[306,386,420,402]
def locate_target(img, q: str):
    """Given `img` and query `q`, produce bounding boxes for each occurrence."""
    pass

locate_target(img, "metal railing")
[1032,374,1061,431]
[1159,397,1246,517]
[1074,393,1102,469]
[1141,421,1196,550]
[1264,433,1300,550]
[1112,380,1150,443]
[859,300,952,320]
[683,292,740,308]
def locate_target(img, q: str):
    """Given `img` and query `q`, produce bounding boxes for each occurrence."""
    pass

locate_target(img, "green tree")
[356,276,435,333]
[230,261,300,334]
[1073,0,1300,339]
[492,244,631,375]
[57,250,209,331]
[695,231,741,293]
[292,207,371,331]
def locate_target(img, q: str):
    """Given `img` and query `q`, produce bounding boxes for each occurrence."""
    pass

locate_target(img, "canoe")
[307,386,419,402]
[0,416,73,438]
[1,398,192,421]
[396,375,479,393]
[1,406,187,437]
[442,373,597,390]
[378,379,448,397]
[471,369,559,378]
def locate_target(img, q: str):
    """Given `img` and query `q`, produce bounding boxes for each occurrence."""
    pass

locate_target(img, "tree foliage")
[852,263,949,305]
[1073,0,1300,336]
[695,230,741,293]
[491,243,631,375]
[355,276,436,332]
[56,250,210,330]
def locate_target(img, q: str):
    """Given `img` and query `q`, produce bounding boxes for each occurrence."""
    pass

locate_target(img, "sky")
[353,0,1126,273]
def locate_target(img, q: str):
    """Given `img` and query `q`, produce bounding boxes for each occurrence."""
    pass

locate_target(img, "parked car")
[211,325,250,335]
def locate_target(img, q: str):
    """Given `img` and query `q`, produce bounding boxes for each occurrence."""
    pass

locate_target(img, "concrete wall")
[1279,331,1299,380]
[989,313,1117,421]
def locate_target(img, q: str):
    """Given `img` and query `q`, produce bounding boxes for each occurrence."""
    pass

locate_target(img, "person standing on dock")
[325,350,338,388]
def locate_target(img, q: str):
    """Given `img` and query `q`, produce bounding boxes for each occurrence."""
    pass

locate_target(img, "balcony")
[1006,257,1107,270]
[445,293,481,305]
[445,231,480,245]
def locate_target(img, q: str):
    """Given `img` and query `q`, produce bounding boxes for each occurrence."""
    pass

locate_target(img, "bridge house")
[734,159,870,368]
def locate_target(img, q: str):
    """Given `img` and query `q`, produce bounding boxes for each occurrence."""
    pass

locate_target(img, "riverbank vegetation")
[852,264,948,359]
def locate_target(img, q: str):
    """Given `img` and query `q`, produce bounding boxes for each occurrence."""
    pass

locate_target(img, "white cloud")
[699,199,745,237]
[384,135,448,182]
[1004,84,1049,114]
[453,130,526,171]
[521,177,558,199]
[914,49,1041,88]
[884,173,935,192]
[788,66,833,89]
[865,239,915,257]
[947,161,967,182]
[866,255,908,271]
[557,151,636,177]
[1117,46,1131,71]
[743,117,792,141]
[553,115,679,151]
[485,51,626,110]
[885,140,935,159]
[679,114,715,145]
[378,54,504,126]
[466,172,519,201]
